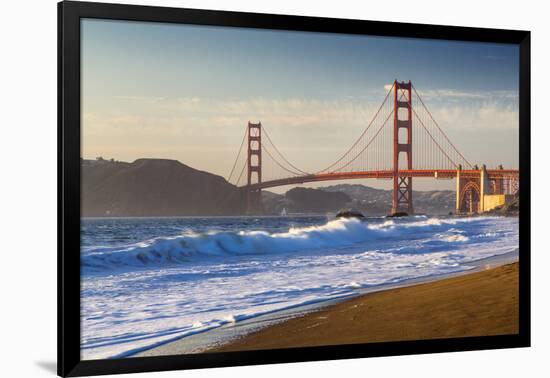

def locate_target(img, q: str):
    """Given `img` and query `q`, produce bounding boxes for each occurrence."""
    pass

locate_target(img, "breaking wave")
[81,216,486,273]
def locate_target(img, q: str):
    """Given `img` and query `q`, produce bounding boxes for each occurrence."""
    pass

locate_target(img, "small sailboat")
[280,207,287,216]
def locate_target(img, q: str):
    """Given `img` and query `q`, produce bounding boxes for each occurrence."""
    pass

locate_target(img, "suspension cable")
[411,107,459,169]
[262,125,310,175]
[412,85,473,168]
[317,82,395,173]
[329,88,406,173]
[235,155,248,186]
[334,109,395,173]
[227,124,248,182]
[262,144,305,176]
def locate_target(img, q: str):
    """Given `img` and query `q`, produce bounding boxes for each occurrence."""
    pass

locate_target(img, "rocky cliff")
[81,159,246,217]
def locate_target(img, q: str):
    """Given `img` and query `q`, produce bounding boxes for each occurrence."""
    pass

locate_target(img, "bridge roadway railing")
[240,169,519,191]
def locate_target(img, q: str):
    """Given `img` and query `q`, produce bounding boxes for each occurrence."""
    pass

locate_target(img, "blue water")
[81,216,329,250]
[80,215,518,360]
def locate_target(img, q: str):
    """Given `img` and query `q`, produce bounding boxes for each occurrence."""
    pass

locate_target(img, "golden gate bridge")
[227,81,519,215]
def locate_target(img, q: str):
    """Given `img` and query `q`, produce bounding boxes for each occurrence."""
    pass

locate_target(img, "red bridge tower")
[246,121,263,214]
[392,80,414,215]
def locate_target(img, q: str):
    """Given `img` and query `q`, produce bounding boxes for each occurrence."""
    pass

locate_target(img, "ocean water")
[80,215,519,360]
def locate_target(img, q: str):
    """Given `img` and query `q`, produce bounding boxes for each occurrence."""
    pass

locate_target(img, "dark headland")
[82,158,246,217]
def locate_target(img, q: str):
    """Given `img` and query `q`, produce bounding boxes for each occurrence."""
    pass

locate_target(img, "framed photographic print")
[58,1,530,376]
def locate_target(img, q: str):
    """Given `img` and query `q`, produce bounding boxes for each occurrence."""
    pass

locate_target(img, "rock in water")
[387,212,409,218]
[335,209,365,219]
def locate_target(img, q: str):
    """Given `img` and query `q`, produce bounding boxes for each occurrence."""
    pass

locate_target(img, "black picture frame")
[58,1,531,376]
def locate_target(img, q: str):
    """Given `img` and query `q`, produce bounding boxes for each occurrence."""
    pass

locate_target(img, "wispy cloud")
[82,93,519,174]
[383,83,518,101]
[415,88,518,101]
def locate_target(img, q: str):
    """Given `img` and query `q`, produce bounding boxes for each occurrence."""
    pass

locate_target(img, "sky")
[81,19,519,191]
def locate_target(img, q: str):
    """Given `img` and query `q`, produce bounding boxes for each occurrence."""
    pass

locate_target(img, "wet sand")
[210,263,519,352]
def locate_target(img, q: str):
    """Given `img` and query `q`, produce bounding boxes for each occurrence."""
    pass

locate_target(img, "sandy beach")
[209,262,519,353]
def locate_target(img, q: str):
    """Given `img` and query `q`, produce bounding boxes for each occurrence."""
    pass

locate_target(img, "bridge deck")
[241,169,519,190]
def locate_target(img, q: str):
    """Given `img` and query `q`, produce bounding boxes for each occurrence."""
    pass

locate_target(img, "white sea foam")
[347,281,362,289]
[80,215,518,360]
[442,234,469,242]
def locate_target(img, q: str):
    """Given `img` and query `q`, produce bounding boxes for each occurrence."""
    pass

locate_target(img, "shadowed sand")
[210,263,519,352]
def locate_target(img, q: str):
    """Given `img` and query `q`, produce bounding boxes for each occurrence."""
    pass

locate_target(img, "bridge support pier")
[480,164,489,212]
[456,165,489,214]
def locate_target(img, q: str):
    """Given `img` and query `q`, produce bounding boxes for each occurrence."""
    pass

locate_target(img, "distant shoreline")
[82,213,514,220]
